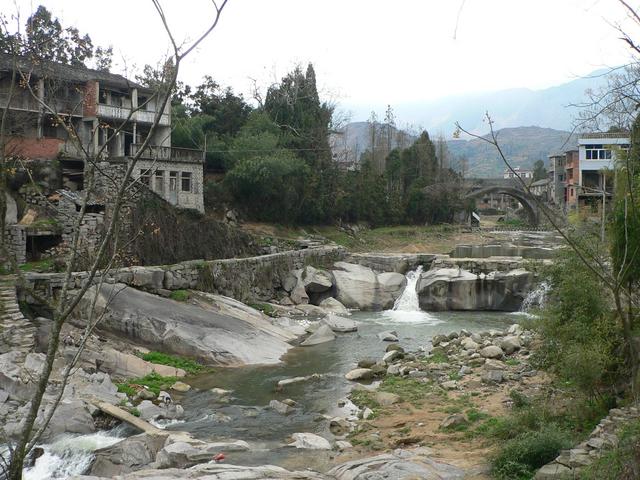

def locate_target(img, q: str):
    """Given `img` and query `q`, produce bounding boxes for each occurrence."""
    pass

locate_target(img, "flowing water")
[26,231,562,478]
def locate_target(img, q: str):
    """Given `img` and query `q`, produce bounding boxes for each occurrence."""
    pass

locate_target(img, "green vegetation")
[130,407,141,417]
[137,351,204,374]
[169,290,191,302]
[18,259,56,273]
[581,419,640,480]
[116,372,177,397]
[421,351,449,364]
[349,390,381,413]
[379,376,433,405]
[248,302,277,318]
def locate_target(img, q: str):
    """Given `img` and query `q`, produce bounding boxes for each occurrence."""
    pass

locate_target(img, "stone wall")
[534,404,640,479]
[18,246,347,303]
[345,253,436,273]
[430,255,549,274]
[5,225,26,265]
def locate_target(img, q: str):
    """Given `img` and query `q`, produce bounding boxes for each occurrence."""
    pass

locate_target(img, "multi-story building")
[503,167,533,180]
[0,53,204,212]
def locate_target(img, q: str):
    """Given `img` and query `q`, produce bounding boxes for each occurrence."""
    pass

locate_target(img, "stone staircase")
[0,275,36,357]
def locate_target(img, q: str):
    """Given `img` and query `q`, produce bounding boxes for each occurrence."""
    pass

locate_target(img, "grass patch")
[248,301,278,318]
[379,376,433,405]
[505,358,521,366]
[130,407,141,417]
[170,289,191,301]
[448,372,462,381]
[420,351,449,364]
[466,408,490,423]
[138,351,204,374]
[19,258,55,272]
[117,372,177,397]
[350,390,381,412]
[580,419,640,480]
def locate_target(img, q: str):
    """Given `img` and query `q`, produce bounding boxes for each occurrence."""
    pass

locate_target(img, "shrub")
[117,372,177,396]
[492,427,572,480]
[170,290,191,302]
[581,420,640,480]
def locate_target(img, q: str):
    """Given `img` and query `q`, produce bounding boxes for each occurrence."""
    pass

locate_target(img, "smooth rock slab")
[322,314,359,333]
[533,463,573,479]
[328,448,466,479]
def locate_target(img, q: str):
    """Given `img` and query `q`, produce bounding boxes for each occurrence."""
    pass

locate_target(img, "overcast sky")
[3,0,637,114]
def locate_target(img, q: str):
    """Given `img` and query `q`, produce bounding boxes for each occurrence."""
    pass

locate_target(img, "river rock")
[90,432,169,476]
[289,432,332,450]
[533,463,573,479]
[318,297,350,315]
[481,370,505,384]
[461,337,480,351]
[301,324,336,346]
[171,381,191,393]
[345,368,374,381]
[377,272,407,305]
[72,284,295,366]
[303,266,334,293]
[42,398,96,440]
[417,268,533,311]
[321,314,358,333]
[270,399,294,415]
[480,345,504,359]
[358,358,377,368]
[382,350,403,364]
[374,391,401,406]
[378,330,398,342]
[500,335,522,354]
[440,413,468,429]
[329,417,353,436]
[335,440,353,450]
[155,438,250,468]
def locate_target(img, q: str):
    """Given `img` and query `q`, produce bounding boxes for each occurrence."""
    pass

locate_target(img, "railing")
[0,91,40,112]
[97,104,170,126]
[579,132,630,140]
[130,144,204,164]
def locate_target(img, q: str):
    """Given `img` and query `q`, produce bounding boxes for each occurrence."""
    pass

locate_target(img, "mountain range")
[332,70,611,177]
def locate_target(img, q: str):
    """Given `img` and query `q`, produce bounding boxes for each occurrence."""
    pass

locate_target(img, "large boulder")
[90,433,168,476]
[72,284,294,366]
[417,268,533,311]
[302,266,334,293]
[321,314,358,333]
[332,262,406,310]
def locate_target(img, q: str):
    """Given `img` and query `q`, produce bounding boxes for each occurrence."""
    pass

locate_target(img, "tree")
[0,5,112,69]
[533,159,548,181]
[0,2,229,477]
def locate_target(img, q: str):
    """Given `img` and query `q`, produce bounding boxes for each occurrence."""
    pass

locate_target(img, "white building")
[503,167,533,180]
[577,133,629,193]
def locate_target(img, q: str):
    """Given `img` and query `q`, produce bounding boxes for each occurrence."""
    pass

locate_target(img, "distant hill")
[340,69,611,137]
[447,126,577,177]
[330,123,576,178]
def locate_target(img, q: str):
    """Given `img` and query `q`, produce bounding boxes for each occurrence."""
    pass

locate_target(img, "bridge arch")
[465,186,539,226]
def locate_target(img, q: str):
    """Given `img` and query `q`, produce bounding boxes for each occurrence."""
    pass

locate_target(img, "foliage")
[169,290,190,302]
[491,427,572,480]
[225,152,310,222]
[0,5,112,69]
[247,302,277,318]
[138,351,204,375]
[532,249,624,397]
[532,160,547,181]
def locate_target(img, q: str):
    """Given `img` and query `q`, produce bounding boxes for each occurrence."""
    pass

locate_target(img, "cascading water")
[518,281,550,316]
[392,266,423,311]
[21,428,126,480]
[383,266,442,324]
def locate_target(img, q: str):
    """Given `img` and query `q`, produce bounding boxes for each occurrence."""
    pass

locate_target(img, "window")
[154,170,164,193]
[181,172,192,192]
[140,169,151,186]
[169,171,178,191]
[585,144,612,160]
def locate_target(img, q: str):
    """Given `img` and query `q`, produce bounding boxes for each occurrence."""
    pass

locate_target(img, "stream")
[23,230,558,478]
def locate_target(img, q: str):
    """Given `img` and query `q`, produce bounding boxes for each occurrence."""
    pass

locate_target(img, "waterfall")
[519,281,550,314]
[383,267,441,324]
[392,266,423,311]
[21,429,125,480]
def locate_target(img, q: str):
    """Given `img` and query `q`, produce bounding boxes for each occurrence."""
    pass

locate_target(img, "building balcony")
[130,144,204,164]
[96,104,170,126]
[0,90,40,113]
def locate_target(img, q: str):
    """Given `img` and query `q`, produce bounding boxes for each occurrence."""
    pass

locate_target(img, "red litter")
[213,453,225,463]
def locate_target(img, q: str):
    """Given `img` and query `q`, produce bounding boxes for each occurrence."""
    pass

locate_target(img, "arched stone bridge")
[464,184,540,226]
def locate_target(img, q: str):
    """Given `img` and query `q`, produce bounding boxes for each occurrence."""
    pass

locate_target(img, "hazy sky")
[3,0,637,113]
